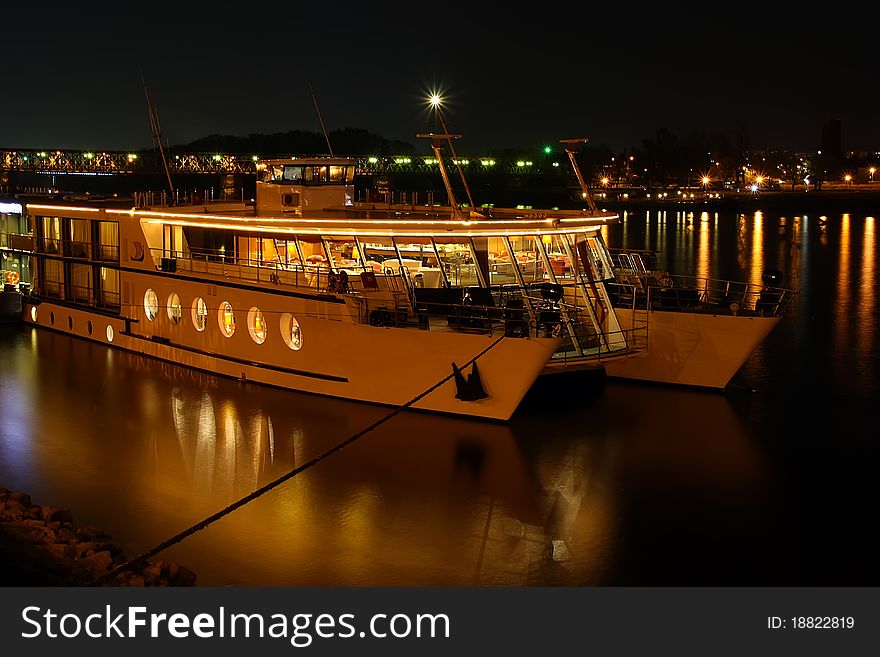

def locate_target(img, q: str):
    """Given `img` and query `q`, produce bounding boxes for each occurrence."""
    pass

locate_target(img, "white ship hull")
[22,275,560,422]
[601,307,781,389]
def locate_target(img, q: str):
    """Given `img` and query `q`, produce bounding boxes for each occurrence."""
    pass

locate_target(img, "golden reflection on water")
[697,211,710,282]
[749,211,765,289]
[836,215,851,352]
[858,217,876,368]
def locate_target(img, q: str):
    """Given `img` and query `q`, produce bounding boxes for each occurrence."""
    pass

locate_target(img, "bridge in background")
[0,149,564,177]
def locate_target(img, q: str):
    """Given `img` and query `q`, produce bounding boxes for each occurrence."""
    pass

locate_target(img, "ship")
[1,135,792,420]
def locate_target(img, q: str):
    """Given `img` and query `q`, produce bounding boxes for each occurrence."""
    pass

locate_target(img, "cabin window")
[283,165,304,182]
[192,297,208,332]
[329,166,345,182]
[41,259,64,297]
[247,307,267,344]
[506,236,543,284]
[218,301,236,337]
[167,293,182,324]
[280,313,303,351]
[144,289,159,321]
[66,219,90,258]
[106,325,114,342]
[70,263,92,304]
[259,163,284,182]
[345,166,355,183]
[40,216,62,254]
[324,236,359,271]
[434,238,480,287]
[303,166,329,183]
[98,267,120,309]
[96,221,119,261]
[487,236,516,285]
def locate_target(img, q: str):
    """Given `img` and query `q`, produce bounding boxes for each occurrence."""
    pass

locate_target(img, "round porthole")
[67,316,73,330]
[247,307,267,344]
[280,313,303,351]
[144,289,159,321]
[106,325,114,342]
[30,307,37,322]
[192,297,208,332]
[87,320,93,335]
[218,301,236,337]
[167,293,182,324]
[50,311,55,325]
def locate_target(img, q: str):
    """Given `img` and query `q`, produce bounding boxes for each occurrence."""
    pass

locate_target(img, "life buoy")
[6,271,19,286]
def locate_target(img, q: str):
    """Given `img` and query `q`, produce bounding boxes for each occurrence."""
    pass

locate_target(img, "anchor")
[452,361,489,401]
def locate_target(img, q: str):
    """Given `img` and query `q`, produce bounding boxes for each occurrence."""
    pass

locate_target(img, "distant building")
[821,119,842,158]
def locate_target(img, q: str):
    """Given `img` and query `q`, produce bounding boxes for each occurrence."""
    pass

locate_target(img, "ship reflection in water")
[1,325,766,586]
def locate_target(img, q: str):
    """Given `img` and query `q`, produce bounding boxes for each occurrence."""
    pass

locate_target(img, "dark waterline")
[1,206,877,585]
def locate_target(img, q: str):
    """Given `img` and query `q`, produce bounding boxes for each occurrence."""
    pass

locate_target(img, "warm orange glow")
[701,176,710,185]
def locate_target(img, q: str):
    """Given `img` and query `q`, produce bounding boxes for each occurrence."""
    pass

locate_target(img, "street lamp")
[844,174,853,185]
[870,167,876,182]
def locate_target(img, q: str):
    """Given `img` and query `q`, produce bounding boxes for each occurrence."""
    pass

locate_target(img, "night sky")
[3,4,876,154]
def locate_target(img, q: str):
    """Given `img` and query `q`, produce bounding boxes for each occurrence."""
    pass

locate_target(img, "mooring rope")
[94,335,507,585]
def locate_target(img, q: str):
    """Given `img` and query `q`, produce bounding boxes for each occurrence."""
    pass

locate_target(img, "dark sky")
[3,4,876,154]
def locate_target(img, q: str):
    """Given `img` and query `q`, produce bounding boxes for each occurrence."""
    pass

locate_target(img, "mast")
[416,132,465,220]
[429,96,477,212]
[141,73,175,202]
[560,138,598,214]
[309,83,334,157]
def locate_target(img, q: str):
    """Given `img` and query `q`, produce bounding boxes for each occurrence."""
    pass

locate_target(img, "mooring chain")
[93,335,506,585]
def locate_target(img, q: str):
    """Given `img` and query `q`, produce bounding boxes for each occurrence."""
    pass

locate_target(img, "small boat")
[3,130,792,419]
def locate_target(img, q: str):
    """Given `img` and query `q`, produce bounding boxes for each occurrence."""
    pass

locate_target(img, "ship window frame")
[167,292,183,325]
[218,301,236,337]
[192,297,208,332]
[144,288,159,321]
[106,325,114,342]
[247,306,268,344]
[280,313,303,351]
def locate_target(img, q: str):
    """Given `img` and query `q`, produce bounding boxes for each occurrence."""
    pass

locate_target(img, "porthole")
[144,289,159,321]
[50,311,55,325]
[167,293,182,324]
[30,307,37,322]
[106,325,114,342]
[247,307,267,344]
[67,316,73,330]
[280,313,303,351]
[192,297,208,332]
[218,301,236,337]
[87,320,93,335]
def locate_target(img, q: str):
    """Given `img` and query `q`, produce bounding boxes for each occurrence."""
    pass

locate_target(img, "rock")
[169,562,180,580]
[88,551,114,575]
[1,500,26,520]
[77,526,109,541]
[7,491,31,506]
[143,563,163,585]
[40,506,73,523]
[127,576,146,587]
[57,528,80,544]
[175,566,197,586]
[24,506,43,520]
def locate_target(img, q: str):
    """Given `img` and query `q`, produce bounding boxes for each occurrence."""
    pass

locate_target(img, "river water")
[1,206,876,585]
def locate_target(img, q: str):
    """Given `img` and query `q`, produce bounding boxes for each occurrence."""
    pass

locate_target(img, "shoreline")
[0,486,196,586]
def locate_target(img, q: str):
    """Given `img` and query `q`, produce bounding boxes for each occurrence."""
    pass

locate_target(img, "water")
[1,207,877,585]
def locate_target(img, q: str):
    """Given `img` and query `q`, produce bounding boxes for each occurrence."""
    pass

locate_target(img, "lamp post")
[870,167,876,183]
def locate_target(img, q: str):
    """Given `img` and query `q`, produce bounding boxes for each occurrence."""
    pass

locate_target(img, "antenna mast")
[429,96,478,213]
[309,83,334,157]
[560,138,598,213]
[141,73,175,202]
